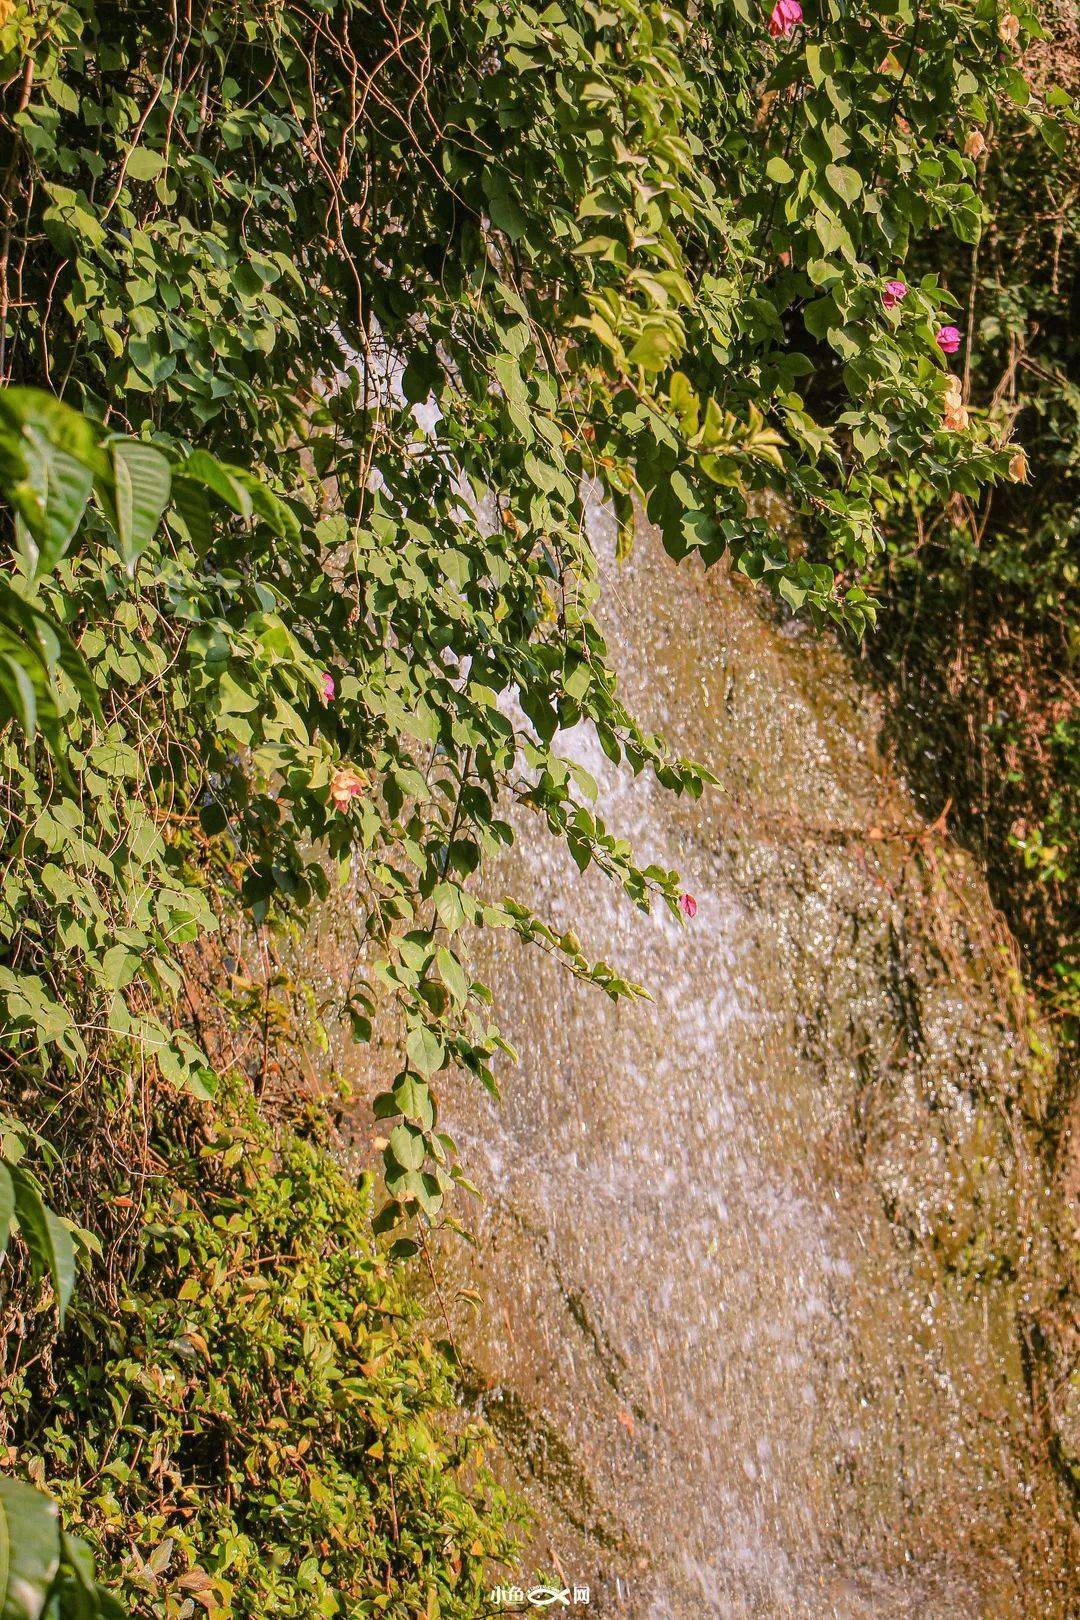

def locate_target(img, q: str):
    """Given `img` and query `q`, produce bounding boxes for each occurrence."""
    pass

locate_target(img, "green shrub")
[5,1080,518,1618]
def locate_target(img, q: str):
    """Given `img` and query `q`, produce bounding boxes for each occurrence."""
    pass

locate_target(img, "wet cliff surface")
[420,512,1077,1618]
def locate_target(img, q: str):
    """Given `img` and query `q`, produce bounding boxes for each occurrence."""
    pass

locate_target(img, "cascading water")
[424,507,1075,1618]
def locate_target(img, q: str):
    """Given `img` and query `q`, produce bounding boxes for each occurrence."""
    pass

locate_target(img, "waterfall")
[430,509,1068,1618]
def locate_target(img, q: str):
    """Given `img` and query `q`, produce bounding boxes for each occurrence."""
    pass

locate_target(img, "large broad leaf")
[9,1168,75,1325]
[111,441,171,568]
[0,1475,61,1620]
[0,391,111,577]
[0,390,108,480]
[8,430,93,579]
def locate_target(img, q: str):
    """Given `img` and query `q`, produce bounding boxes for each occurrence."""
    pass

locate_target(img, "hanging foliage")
[0,0,1072,1609]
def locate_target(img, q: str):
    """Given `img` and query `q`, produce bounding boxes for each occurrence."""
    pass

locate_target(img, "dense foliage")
[869,11,1078,1051]
[8,1079,517,1618]
[0,0,1072,1611]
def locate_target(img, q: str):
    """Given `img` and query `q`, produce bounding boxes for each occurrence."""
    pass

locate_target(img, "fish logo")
[488,1580,588,1608]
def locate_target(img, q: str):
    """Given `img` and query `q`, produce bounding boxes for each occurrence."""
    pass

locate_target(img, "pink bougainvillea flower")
[679,893,698,919]
[330,765,365,812]
[935,324,961,355]
[882,279,908,310]
[964,129,987,159]
[768,0,802,37]
[321,671,336,702]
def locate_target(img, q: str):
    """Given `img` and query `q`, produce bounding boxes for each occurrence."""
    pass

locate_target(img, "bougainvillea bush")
[0,0,1071,1611]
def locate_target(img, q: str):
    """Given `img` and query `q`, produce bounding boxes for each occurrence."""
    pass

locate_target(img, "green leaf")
[484,170,528,241]
[393,1073,435,1130]
[0,579,102,755]
[53,624,103,724]
[435,946,469,1007]
[628,324,676,372]
[388,1122,426,1173]
[0,651,38,740]
[157,1041,215,1101]
[825,163,862,205]
[124,147,166,182]
[494,354,534,443]
[0,1483,121,1620]
[169,475,212,552]
[765,155,794,184]
[59,1532,107,1620]
[433,884,467,936]
[1039,117,1066,157]
[803,296,836,339]
[13,432,93,577]
[372,1200,401,1235]
[405,1025,445,1077]
[9,1166,76,1324]
[0,389,108,479]
[0,1474,61,1620]
[112,440,171,567]
[183,450,252,519]
[0,1163,13,1260]
[812,210,852,259]
[230,469,301,541]
[100,945,139,991]
[1004,68,1030,106]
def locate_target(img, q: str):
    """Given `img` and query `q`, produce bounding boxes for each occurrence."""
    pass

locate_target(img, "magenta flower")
[882,279,908,310]
[935,324,961,355]
[321,672,335,702]
[768,0,802,37]
[679,893,698,919]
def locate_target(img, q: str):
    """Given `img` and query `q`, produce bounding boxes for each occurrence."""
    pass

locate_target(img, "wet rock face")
[433,514,1077,1618]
